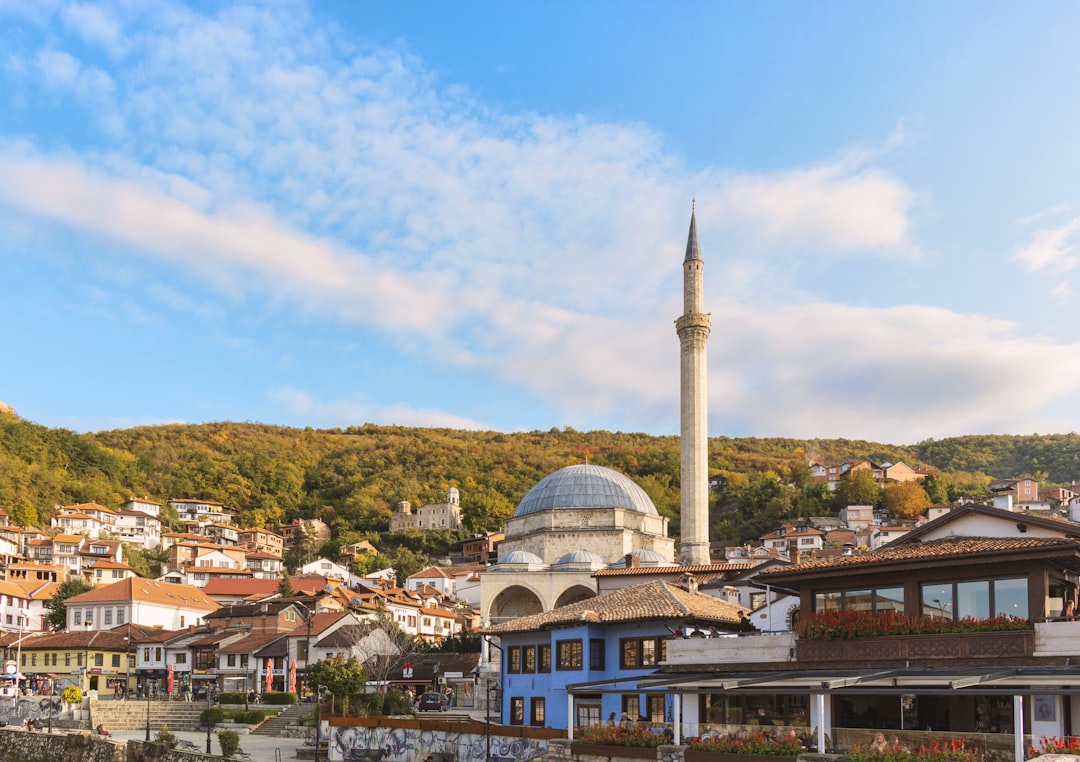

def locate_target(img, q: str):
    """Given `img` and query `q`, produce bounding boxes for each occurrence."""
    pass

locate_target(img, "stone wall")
[0,728,123,762]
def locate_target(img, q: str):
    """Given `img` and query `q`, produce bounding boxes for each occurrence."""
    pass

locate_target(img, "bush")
[217,728,241,758]
[218,692,246,704]
[155,724,178,749]
[847,738,984,762]
[382,690,415,716]
[689,732,803,756]
[234,710,270,725]
[263,691,298,704]
[200,707,225,724]
[573,726,673,749]
[61,686,83,705]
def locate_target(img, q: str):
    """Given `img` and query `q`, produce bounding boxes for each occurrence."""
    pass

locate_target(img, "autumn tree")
[305,656,367,715]
[883,480,932,520]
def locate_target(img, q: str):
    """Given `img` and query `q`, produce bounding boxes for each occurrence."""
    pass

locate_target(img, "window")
[556,639,582,670]
[622,694,641,721]
[298,641,309,661]
[507,647,521,673]
[510,697,525,725]
[589,639,605,670]
[530,697,546,726]
[647,695,665,723]
[921,577,1027,620]
[116,608,125,624]
[65,653,71,667]
[74,610,82,626]
[575,698,602,727]
[523,646,536,673]
[240,654,248,668]
[20,654,25,667]
[94,654,103,667]
[155,648,162,661]
[77,653,83,666]
[174,653,187,664]
[31,654,36,667]
[538,645,551,673]
[112,654,120,668]
[104,610,112,625]
[143,648,150,661]
[619,637,667,669]
[815,586,905,614]
[227,654,237,667]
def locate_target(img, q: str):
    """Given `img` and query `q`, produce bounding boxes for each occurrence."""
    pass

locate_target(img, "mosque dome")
[513,464,659,518]
[556,549,606,565]
[497,550,544,565]
[622,549,667,566]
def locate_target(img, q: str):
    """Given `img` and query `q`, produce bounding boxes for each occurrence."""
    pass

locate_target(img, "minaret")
[676,202,711,566]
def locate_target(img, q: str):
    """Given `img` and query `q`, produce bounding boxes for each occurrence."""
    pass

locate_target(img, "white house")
[114,510,162,549]
[299,558,354,583]
[65,578,219,631]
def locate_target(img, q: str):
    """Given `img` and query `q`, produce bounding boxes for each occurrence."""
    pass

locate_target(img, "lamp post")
[206,677,213,754]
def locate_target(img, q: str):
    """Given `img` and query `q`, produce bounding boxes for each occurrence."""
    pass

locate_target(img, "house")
[121,497,161,518]
[281,518,331,549]
[113,509,162,549]
[22,622,151,695]
[241,548,284,580]
[990,478,1040,503]
[0,581,31,633]
[868,524,912,549]
[485,578,746,729]
[201,578,281,607]
[607,503,1080,758]
[299,558,353,583]
[337,540,378,568]
[759,524,824,559]
[462,532,502,565]
[64,578,219,631]
[169,499,235,525]
[238,527,285,556]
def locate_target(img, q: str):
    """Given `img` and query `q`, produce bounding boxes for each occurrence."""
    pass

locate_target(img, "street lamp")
[206,677,213,754]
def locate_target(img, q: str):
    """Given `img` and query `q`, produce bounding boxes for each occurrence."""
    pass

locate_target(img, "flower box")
[571,743,658,759]
[796,630,1033,664]
[686,754,797,762]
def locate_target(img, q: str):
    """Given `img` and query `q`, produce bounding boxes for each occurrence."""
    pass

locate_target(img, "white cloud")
[1015,217,1080,274]
[268,388,488,430]
[60,2,124,56]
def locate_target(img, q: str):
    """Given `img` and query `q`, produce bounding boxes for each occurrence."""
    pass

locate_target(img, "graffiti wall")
[328,723,549,762]
[0,696,64,726]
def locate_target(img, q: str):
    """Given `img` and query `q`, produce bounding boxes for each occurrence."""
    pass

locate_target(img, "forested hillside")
[2,406,1078,551]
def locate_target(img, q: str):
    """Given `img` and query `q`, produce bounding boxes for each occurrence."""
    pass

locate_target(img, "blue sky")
[3,1,1080,443]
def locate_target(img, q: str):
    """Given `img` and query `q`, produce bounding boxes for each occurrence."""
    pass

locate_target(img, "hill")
[2,405,1078,548]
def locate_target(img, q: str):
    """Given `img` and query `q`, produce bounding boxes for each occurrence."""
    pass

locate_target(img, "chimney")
[625,554,640,569]
[681,573,699,595]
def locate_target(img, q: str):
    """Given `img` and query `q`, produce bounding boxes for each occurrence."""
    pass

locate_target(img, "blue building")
[486,577,746,729]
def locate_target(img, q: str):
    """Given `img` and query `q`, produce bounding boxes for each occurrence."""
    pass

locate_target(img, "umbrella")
[166,663,174,695]
[264,658,273,694]
[288,658,296,694]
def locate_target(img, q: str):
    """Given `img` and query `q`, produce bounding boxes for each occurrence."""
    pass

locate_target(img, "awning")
[568,666,1080,697]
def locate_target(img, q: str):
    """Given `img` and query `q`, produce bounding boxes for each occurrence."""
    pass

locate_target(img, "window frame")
[556,639,583,671]
[510,696,525,726]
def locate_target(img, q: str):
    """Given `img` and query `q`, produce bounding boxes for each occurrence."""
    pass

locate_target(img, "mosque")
[480,206,711,625]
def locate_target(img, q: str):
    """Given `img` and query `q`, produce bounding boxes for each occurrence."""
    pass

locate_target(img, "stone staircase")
[89,698,208,732]
[251,703,311,736]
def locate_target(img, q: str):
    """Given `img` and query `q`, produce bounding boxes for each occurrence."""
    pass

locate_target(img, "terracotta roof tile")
[758,536,1080,579]
[65,578,219,611]
[485,580,746,635]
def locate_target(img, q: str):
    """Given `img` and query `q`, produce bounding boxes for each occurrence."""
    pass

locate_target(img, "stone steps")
[251,703,310,736]
[89,699,208,732]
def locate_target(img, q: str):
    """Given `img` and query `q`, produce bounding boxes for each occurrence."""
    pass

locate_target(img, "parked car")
[417,692,447,712]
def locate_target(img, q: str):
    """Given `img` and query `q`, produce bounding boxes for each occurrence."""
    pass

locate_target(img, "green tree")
[278,574,294,598]
[305,656,367,715]
[833,470,881,509]
[45,577,94,631]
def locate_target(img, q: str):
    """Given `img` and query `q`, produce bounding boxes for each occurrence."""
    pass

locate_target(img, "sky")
[3,1,1080,444]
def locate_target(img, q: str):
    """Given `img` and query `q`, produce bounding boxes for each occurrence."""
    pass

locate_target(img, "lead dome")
[513,464,659,518]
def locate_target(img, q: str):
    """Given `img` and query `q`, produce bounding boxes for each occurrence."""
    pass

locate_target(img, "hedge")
[263,691,299,704]
[219,692,246,704]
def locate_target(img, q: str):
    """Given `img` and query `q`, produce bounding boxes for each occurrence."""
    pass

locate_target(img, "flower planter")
[571,743,659,759]
[796,630,1033,665]
[685,754,798,762]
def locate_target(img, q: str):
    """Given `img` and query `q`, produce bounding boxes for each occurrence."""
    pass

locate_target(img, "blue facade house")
[485,577,746,730]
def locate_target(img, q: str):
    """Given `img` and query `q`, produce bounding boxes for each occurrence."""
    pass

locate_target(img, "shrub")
[796,610,1030,641]
[847,738,984,762]
[382,690,415,716]
[263,691,299,704]
[218,692,246,704]
[200,707,225,724]
[61,686,83,705]
[155,724,178,749]
[689,732,803,756]
[217,728,241,758]
[234,710,270,725]
[573,725,673,748]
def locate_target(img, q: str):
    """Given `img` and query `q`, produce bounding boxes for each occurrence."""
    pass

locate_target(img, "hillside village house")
[65,578,219,631]
[168,499,235,525]
[113,508,162,549]
[588,504,1080,761]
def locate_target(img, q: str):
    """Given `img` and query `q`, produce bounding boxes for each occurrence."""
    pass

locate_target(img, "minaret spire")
[676,203,711,566]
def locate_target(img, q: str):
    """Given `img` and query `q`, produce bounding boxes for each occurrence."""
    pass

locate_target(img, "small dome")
[624,549,667,566]
[514,464,659,518]
[556,549,606,565]
[498,550,544,565]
